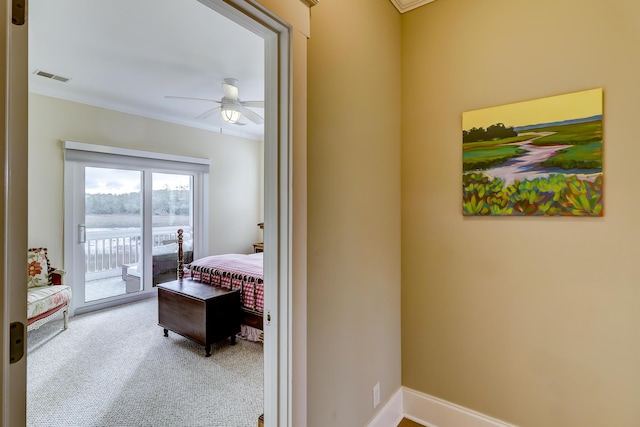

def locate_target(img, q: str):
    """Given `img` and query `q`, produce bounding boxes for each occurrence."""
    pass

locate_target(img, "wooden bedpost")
[177,229,184,279]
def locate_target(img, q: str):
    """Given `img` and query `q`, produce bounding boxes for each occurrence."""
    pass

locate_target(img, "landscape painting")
[462,88,603,216]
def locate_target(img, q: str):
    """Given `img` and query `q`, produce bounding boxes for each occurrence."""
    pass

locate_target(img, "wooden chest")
[157,279,241,356]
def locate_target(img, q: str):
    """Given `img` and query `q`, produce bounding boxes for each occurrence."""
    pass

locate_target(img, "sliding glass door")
[73,167,195,310]
[64,142,207,315]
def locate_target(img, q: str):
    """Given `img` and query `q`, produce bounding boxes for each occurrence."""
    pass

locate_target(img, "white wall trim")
[367,387,519,427]
[389,0,437,14]
[403,387,519,427]
[366,388,404,427]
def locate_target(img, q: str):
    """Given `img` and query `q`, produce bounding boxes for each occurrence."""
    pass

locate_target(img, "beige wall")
[28,93,263,267]
[307,0,402,426]
[402,0,640,426]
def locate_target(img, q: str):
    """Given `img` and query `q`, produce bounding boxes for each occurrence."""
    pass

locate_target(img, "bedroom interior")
[25,0,271,426]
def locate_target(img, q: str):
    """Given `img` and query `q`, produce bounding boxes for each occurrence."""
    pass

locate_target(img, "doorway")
[8,1,294,426]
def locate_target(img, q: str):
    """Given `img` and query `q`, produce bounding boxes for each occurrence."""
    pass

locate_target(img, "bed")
[176,229,264,342]
[152,241,193,285]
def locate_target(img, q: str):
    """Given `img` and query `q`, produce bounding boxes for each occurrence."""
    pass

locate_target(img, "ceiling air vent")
[33,69,70,83]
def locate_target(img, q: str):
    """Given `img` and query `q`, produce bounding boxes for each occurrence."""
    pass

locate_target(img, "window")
[63,141,209,313]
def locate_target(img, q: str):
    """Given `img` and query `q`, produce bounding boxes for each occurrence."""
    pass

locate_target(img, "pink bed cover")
[185,253,264,313]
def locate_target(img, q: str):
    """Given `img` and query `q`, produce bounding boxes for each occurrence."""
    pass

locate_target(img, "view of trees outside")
[84,168,191,228]
[152,173,191,227]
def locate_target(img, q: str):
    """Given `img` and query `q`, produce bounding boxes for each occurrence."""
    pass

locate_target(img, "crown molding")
[389,0,436,13]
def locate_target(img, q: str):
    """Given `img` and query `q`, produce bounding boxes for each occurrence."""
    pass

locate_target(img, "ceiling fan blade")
[240,100,264,108]
[196,106,222,120]
[165,95,220,103]
[240,107,264,125]
[222,78,239,100]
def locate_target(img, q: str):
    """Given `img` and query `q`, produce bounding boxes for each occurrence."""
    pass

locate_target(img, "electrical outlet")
[373,382,380,408]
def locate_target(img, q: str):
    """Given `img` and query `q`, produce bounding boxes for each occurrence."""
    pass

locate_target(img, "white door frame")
[1,1,294,426]
[2,0,29,425]
[199,2,294,425]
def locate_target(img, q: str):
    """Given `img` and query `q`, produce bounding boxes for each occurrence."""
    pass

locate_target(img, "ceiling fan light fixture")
[167,78,262,126]
[221,107,241,124]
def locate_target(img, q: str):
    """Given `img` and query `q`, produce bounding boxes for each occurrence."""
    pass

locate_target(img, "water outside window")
[83,168,194,302]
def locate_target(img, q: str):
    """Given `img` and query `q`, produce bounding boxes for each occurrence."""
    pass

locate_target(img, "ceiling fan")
[166,78,264,126]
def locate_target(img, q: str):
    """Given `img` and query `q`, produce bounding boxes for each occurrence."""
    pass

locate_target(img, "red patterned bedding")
[185,253,264,313]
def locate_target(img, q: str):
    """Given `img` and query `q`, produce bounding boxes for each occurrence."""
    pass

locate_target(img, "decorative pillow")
[27,247,51,288]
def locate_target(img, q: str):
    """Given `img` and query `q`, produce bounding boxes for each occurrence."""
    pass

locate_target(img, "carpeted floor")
[27,297,263,427]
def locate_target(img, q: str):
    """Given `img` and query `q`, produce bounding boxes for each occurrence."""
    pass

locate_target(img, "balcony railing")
[85,227,192,280]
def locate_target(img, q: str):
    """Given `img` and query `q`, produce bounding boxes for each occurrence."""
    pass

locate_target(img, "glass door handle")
[78,224,86,243]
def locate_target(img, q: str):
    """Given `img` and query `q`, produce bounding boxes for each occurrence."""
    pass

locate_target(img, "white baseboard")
[366,386,518,427]
[366,388,404,427]
[402,387,518,427]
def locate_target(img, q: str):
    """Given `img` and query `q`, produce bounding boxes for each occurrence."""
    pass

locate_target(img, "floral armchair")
[27,248,72,331]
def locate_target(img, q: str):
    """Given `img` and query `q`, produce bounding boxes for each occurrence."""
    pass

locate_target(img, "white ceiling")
[28,0,266,140]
